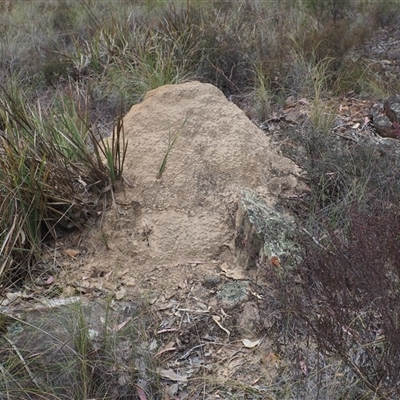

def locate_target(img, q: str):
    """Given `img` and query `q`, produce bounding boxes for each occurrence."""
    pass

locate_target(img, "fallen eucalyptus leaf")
[241,338,261,348]
[63,248,80,258]
[158,368,187,382]
[212,315,230,337]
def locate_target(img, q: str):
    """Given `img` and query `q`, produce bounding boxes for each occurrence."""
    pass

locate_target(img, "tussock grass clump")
[0,298,157,399]
[0,85,126,285]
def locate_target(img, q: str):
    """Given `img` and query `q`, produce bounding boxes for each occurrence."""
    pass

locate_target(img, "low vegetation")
[0,297,158,399]
[1,0,400,398]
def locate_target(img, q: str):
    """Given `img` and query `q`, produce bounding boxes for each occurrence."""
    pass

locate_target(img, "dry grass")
[0,297,158,399]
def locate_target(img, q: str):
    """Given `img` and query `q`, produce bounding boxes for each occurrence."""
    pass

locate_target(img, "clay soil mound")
[62,81,302,297]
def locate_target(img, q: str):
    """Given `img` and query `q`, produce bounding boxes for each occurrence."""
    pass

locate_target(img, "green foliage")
[96,115,127,188]
[0,85,126,284]
[156,117,187,179]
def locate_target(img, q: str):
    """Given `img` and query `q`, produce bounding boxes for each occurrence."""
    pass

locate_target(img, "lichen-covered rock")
[236,189,302,269]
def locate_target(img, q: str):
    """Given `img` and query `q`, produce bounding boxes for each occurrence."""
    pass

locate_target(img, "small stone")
[237,302,260,337]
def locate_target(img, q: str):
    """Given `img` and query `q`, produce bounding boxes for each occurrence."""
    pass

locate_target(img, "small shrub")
[294,16,370,74]
[367,0,400,29]
[284,201,400,397]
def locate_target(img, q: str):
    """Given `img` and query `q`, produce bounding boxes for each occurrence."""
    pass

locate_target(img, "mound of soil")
[62,81,302,297]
